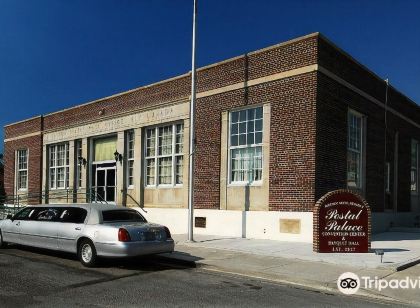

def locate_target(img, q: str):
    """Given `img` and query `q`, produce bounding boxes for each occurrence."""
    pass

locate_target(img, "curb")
[157,252,408,306]
[155,253,199,268]
[177,240,420,273]
[395,257,420,271]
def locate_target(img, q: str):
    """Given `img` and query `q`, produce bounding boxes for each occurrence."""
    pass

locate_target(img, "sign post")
[313,190,371,253]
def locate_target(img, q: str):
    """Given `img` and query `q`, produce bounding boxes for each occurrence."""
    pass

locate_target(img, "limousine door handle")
[75,227,81,231]
[15,222,20,226]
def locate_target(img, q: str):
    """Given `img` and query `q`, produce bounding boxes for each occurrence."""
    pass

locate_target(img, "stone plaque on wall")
[313,190,371,253]
[279,219,301,234]
[195,217,206,228]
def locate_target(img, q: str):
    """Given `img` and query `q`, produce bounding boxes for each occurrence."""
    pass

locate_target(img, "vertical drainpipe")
[383,79,389,211]
[40,115,44,204]
[393,132,399,213]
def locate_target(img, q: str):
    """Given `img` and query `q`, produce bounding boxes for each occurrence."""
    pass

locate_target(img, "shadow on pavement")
[3,244,200,271]
[373,232,420,242]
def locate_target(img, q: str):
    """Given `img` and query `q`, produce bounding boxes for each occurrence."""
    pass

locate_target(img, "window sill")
[228,182,263,187]
[145,185,183,189]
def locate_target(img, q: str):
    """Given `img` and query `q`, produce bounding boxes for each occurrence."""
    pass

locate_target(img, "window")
[13,207,40,221]
[229,106,263,184]
[59,208,87,224]
[102,210,146,222]
[127,131,135,188]
[347,111,364,189]
[17,149,28,190]
[145,123,184,186]
[94,136,117,162]
[35,208,62,221]
[76,140,83,189]
[49,143,70,189]
[13,207,32,220]
[411,140,418,193]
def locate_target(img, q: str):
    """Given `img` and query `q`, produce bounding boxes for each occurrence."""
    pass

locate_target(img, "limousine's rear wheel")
[78,239,97,267]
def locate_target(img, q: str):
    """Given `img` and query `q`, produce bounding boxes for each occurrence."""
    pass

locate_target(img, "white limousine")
[0,204,174,267]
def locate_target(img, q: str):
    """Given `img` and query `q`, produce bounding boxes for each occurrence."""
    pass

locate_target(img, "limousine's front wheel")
[78,239,97,267]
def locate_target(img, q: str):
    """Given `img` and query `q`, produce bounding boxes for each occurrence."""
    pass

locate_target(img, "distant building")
[3,33,420,241]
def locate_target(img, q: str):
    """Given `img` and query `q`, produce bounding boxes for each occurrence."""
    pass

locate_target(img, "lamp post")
[187,0,197,242]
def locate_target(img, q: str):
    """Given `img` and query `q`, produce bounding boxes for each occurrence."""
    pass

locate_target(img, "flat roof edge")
[4,115,42,128]
[318,33,420,110]
[10,32,320,124]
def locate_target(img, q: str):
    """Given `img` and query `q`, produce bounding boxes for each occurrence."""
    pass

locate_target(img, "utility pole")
[187,0,197,242]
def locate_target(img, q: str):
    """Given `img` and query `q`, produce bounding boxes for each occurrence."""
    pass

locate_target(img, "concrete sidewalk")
[159,232,420,306]
[172,232,420,270]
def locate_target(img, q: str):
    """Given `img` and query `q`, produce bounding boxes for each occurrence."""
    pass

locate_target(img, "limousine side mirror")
[6,214,13,220]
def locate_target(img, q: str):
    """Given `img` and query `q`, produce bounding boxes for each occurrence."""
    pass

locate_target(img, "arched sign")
[313,190,371,253]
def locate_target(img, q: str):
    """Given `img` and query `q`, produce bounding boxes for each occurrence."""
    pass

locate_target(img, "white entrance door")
[95,165,116,203]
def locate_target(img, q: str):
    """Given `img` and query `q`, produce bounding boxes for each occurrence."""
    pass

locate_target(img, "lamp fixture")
[114,151,123,163]
[77,156,87,167]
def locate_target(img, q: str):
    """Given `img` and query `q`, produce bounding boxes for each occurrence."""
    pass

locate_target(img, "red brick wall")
[196,35,318,93]
[3,135,43,204]
[42,35,318,132]
[194,72,317,210]
[192,36,318,210]
[43,76,191,131]
[4,116,42,139]
[316,35,420,212]
[317,35,420,127]
[268,73,317,211]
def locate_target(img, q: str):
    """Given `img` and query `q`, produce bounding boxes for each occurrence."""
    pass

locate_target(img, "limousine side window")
[60,208,87,224]
[35,208,62,221]
[13,207,33,220]
[27,208,40,220]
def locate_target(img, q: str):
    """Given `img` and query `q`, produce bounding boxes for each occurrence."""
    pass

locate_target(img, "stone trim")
[6,64,420,140]
[219,104,271,211]
[197,65,318,99]
[4,131,42,143]
[43,102,189,144]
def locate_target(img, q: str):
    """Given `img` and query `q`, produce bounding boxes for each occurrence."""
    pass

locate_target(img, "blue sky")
[1,0,419,153]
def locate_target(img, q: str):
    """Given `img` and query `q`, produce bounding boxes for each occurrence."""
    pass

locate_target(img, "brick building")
[3,33,420,242]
